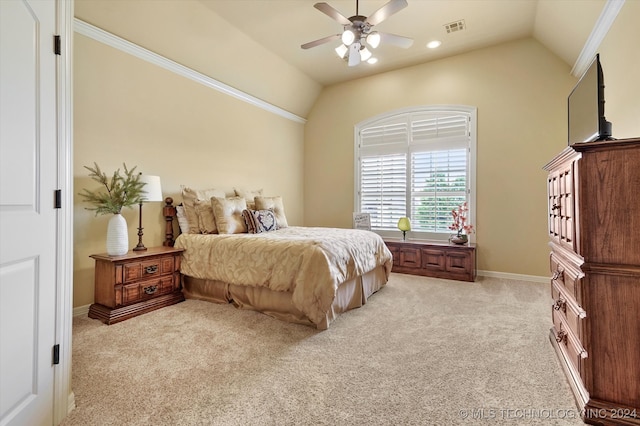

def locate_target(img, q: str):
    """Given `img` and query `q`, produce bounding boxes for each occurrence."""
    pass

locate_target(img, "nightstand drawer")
[122,257,175,283]
[121,276,175,305]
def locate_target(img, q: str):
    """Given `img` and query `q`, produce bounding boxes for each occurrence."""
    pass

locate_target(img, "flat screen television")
[567,53,612,144]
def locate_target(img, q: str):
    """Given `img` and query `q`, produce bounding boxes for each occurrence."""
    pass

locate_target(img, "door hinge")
[54,189,62,209]
[52,344,60,365]
[54,35,61,55]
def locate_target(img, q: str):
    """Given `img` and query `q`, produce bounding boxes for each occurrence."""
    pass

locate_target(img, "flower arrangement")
[78,163,145,215]
[448,202,474,237]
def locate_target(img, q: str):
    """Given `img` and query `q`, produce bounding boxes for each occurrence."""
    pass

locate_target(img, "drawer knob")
[553,298,566,312]
[555,330,567,344]
[551,204,561,211]
[145,265,158,274]
[143,285,158,295]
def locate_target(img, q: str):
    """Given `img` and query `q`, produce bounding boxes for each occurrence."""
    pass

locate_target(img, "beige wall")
[596,0,640,139]
[73,1,640,307]
[73,2,308,308]
[74,0,321,118]
[304,38,576,277]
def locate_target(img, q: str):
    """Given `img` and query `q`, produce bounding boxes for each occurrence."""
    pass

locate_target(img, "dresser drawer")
[120,275,175,305]
[550,252,582,302]
[122,256,175,284]
[551,281,586,340]
[552,309,587,375]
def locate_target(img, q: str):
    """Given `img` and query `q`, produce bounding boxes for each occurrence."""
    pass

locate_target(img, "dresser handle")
[553,298,566,312]
[555,330,567,344]
[551,204,561,211]
[143,285,158,295]
[551,267,564,281]
[145,265,158,274]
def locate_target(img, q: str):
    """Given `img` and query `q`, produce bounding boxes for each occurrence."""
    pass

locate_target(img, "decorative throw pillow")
[242,209,277,234]
[181,186,225,234]
[234,187,263,210]
[211,196,248,234]
[175,205,190,234]
[254,196,289,228]
[194,199,218,234]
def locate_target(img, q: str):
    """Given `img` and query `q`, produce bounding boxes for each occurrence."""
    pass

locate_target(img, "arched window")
[355,105,477,241]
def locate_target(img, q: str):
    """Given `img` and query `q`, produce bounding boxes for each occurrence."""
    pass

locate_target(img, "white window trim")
[354,105,477,242]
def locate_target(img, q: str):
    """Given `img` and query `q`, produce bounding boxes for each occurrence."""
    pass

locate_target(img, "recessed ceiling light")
[367,57,378,64]
[427,40,442,49]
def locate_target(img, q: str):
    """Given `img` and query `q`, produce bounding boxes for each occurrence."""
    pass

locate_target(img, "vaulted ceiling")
[200,0,606,86]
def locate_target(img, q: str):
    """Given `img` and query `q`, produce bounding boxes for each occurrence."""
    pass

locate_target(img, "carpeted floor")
[62,273,585,425]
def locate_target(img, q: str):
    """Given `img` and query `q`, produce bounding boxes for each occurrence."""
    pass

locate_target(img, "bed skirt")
[182,265,388,330]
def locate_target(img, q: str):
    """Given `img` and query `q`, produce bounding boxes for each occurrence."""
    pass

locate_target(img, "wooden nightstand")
[385,240,476,282]
[88,246,185,324]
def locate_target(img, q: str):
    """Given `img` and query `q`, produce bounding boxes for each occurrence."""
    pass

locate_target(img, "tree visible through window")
[355,106,476,241]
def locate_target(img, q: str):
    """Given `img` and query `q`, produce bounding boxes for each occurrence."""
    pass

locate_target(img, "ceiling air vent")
[444,20,466,33]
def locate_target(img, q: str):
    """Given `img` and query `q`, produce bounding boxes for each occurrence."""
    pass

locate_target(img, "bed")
[163,193,392,330]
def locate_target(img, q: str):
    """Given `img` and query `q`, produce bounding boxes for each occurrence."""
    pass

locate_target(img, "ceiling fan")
[301,0,414,67]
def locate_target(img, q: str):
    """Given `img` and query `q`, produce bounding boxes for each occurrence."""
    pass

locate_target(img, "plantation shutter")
[356,108,473,240]
[359,120,408,230]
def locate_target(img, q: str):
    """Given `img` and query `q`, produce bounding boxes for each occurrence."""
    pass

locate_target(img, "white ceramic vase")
[106,213,128,256]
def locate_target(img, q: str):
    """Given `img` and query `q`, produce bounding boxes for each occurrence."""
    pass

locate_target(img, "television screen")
[567,54,611,145]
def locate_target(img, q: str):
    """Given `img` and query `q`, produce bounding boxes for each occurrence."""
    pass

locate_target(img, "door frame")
[53,0,74,422]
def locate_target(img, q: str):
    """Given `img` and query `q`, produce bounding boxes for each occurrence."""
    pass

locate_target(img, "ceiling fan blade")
[313,2,351,25]
[378,32,414,48]
[301,34,340,50]
[348,43,361,67]
[366,0,408,26]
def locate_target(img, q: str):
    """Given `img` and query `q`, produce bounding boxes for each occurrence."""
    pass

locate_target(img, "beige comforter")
[174,226,393,324]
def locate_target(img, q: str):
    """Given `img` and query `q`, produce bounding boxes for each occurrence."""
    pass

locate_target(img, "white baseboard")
[73,304,90,317]
[477,270,548,283]
[67,391,76,414]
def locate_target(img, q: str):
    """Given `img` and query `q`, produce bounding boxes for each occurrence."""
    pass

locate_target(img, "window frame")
[354,105,477,242]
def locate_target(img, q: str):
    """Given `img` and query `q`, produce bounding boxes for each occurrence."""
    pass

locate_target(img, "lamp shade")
[138,175,163,202]
[341,29,355,46]
[367,32,381,49]
[335,44,348,59]
[360,47,372,62]
[397,217,411,231]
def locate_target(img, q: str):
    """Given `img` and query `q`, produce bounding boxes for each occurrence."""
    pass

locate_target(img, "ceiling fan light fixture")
[335,44,348,58]
[341,29,355,46]
[367,57,378,65]
[360,47,372,61]
[367,32,381,49]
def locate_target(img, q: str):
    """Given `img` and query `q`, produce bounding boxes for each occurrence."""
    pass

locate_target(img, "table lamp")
[397,217,411,241]
[133,175,163,251]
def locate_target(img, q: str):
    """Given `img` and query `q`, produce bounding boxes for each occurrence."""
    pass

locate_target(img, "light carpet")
[61,273,584,425]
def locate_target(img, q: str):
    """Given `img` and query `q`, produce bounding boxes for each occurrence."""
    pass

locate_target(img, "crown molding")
[73,18,306,124]
[571,0,625,77]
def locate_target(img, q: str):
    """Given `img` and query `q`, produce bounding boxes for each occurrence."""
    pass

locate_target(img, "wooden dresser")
[88,246,185,324]
[544,138,640,425]
[385,240,476,282]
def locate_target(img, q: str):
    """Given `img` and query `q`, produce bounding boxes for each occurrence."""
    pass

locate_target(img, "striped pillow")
[242,209,277,234]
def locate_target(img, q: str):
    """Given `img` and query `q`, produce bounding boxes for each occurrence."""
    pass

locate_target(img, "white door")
[0,0,58,425]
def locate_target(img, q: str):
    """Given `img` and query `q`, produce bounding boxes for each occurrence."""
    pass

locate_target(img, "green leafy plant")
[78,163,145,215]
